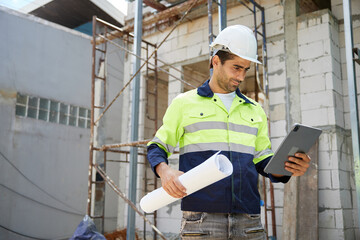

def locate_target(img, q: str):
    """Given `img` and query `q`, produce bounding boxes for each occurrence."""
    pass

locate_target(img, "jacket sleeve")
[147,95,185,176]
[255,156,291,183]
[252,106,290,183]
[253,107,274,164]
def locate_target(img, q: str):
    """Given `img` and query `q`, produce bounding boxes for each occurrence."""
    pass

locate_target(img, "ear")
[212,55,220,67]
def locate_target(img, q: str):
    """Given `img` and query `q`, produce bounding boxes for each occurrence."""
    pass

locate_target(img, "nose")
[237,70,247,81]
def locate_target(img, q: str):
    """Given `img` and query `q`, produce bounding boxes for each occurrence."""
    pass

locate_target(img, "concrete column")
[282,0,302,239]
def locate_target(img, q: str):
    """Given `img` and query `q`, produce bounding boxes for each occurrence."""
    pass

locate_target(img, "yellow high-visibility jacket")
[147,80,289,213]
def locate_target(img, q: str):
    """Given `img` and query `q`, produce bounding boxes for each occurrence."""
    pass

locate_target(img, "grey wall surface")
[0,6,124,239]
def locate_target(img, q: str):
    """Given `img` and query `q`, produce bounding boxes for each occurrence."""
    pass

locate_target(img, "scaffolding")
[87,0,278,239]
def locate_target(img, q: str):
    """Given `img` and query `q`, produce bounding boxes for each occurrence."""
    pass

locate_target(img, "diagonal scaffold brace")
[94,0,201,126]
[94,164,167,240]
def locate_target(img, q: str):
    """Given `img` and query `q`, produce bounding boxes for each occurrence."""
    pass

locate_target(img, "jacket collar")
[197,79,253,104]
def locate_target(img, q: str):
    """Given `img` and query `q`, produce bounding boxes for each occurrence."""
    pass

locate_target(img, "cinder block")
[319,209,336,228]
[298,23,330,45]
[270,136,283,151]
[268,68,286,90]
[266,19,284,37]
[187,41,208,60]
[187,18,207,34]
[319,170,332,189]
[308,16,322,28]
[319,228,344,240]
[266,39,285,58]
[325,72,342,95]
[318,131,338,152]
[319,189,342,208]
[302,108,329,126]
[334,209,345,229]
[300,90,334,111]
[268,87,285,105]
[318,150,339,170]
[297,19,307,30]
[269,103,286,121]
[342,209,357,229]
[299,55,333,78]
[265,5,284,23]
[177,30,205,49]
[344,112,351,129]
[332,57,342,80]
[340,189,352,209]
[270,120,287,138]
[298,40,324,60]
[268,54,285,73]
[300,74,326,94]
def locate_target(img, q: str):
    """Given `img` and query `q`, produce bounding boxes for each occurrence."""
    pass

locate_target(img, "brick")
[319,209,336,228]
[319,189,342,208]
[300,74,326,94]
[298,40,325,60]
[300,90,334,111]
[319,170,332,189]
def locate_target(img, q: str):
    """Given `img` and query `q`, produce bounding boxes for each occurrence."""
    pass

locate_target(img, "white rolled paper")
[140,151,233,213]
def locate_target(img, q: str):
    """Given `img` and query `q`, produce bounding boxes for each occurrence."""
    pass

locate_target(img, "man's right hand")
[155,162,187,198]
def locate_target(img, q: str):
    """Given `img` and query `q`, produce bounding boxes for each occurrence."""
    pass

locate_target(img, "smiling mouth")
[231,79,241,85]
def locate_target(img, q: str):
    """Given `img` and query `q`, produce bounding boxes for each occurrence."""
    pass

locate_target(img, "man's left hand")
[285,152,311,176]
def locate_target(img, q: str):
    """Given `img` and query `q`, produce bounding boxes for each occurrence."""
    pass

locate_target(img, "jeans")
[180,211,266,240]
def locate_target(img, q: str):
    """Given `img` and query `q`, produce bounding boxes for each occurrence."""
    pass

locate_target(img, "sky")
[0,0,128,15]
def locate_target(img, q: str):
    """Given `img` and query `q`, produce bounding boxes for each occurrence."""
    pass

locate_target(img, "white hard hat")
[210,25,261,64]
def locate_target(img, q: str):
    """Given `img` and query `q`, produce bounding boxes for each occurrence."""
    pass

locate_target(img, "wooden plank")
[143,0,167,11]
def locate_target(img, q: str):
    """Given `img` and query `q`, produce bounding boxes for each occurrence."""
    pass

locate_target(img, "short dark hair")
[209,50,236,69]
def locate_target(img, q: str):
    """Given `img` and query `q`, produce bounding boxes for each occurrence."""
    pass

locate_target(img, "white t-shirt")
[215,91,236,112]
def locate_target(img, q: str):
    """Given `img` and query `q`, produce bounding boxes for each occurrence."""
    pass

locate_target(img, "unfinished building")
[0,0,359,239]
[89,0,360,239]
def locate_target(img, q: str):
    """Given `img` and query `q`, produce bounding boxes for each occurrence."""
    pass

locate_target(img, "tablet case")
[264,123,322,176]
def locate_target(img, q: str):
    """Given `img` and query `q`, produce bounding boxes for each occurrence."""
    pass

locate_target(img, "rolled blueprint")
[140,151,233,213]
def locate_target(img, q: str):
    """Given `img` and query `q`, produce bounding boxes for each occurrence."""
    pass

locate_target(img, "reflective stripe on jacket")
[147,80,289,214]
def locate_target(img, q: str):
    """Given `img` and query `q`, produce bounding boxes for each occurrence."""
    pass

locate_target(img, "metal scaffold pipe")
[127,0,143,239]
[342,0,360,228]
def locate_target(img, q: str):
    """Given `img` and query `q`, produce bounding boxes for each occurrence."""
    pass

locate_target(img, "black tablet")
[264,123,322,176]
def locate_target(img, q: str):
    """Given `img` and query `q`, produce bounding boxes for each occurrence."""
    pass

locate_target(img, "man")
[147,25,310,239]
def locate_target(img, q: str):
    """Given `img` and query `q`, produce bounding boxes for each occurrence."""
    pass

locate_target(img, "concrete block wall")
[121,0,360,238]
[297,9,358,240]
